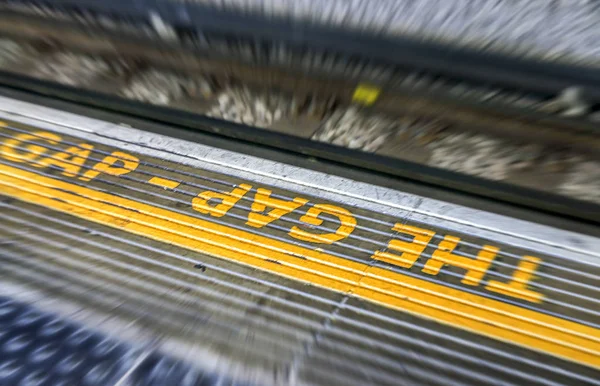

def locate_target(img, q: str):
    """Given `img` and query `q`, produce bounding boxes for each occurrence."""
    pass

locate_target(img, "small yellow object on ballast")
[352,83,381,106]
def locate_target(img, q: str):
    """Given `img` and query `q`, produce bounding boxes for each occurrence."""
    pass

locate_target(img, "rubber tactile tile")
[0,297,254,386]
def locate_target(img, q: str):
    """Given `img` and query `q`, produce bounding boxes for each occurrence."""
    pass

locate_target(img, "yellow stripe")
[0,163,599,369]
[148,176,181,189]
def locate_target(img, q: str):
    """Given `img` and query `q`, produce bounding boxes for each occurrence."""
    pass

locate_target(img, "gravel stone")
[425,132,541,181]
[122,69,215,106]
[206,86,298,128]
[312,107,401,152]
[558,161,600,203]
[0,38,34,68]
[31,53,114,87]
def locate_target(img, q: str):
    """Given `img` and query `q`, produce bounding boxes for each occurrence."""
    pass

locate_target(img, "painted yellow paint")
[422,235,499,286]
[0,128,546,304]
[487,256,544,304]
[80,151,139,182]
[246,188,308,228]
[37,144,94,178]
[148,176,181,190]
[0,163,598,369]
[0,131,61,164]
[192,184,252,217]
[289,204,357,244]
[373,223,435,268]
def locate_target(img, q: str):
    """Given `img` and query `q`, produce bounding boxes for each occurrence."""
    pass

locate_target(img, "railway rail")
[2,3,600,128]
[0,93,599,386]
[5,0,600,136]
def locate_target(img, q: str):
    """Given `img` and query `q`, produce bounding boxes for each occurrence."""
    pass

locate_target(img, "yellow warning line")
[0,163,599,369]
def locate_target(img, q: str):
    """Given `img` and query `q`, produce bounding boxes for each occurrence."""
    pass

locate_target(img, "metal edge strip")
[0,94,598,266]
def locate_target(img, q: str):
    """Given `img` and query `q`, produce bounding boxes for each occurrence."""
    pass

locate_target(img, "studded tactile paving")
[0,297,252,386]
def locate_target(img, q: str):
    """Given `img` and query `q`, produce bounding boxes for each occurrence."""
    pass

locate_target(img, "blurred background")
[0,1,599,385]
